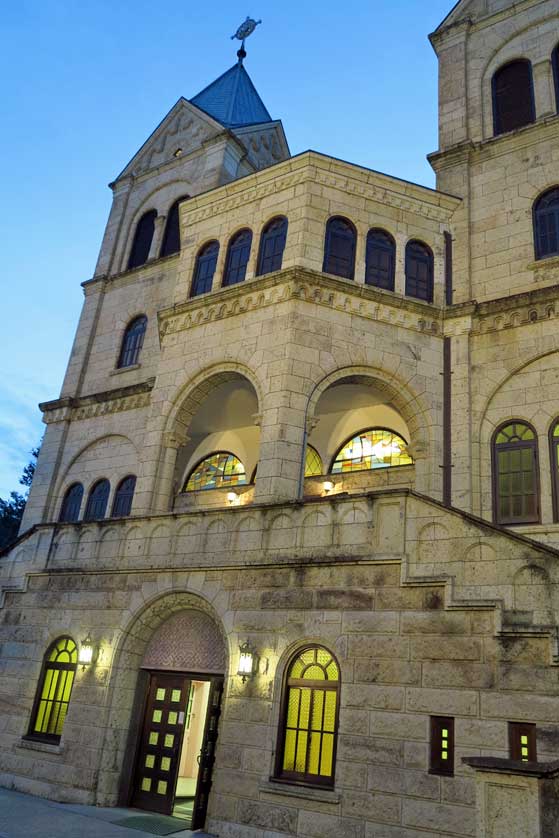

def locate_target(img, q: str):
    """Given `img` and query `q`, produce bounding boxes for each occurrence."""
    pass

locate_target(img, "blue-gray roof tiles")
[190,62,272,128]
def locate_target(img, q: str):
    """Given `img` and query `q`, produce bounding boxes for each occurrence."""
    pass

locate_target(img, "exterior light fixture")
[78,633,94,670]
[323,481,334,494]
[227,491,238,505]
[238,640,255,683]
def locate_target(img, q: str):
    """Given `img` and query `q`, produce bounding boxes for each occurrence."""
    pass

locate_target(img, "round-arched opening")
[142,610,227,674]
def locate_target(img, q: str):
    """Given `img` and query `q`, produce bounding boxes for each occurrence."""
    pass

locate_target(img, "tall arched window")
[28,637,78,743]
[184,452,247,492]
[257,216,288,276]
[223,229,253,287]
[331,429,413,473]
[305,446,323,477]
[365,229,396,291]
[533,187,559,260]
[160,196,189,258]
[492,60,535,136]
[553,45,559,113]
[550,420,559,522]
[128,210,157,270]
[191,241,219,297]
[118,315,147,368]
[84,479,110,521]
[492,422,539,525]
[276,646,340,787]
[111,475,136,518]
[58,483,83,523]
[405,240,434,302]
[323,217,356,280]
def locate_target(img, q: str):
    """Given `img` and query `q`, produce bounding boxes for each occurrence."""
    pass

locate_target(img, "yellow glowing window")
[28,637,78,742]
[430,716,454,776]
[305,446,323,477]
[331,429,413,473]
[184,452,247,492]
[278,646,340,787]
[509,722,536,762]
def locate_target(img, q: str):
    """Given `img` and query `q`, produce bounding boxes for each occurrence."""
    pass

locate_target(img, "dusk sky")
[0,0,452,498]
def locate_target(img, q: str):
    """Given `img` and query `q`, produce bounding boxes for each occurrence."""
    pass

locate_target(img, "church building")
[2,2,559,835]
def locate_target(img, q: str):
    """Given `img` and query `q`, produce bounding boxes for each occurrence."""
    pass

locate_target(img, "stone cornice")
[158,268,444,340]
[83,252,180,293]
[40,378,155,424]
[444,284,559,336]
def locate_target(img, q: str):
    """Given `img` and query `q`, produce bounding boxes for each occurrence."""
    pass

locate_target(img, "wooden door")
[131,672,190,815]
[192,676,224,830]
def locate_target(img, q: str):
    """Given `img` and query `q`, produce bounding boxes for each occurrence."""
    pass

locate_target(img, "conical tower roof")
[190,61,272,128]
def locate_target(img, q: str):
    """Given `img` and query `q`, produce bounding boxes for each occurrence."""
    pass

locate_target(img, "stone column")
[253,405,306,504]
[463,756,559,838]
[149,432,183,514]
[148,215,166,262]
[533,60,556,120]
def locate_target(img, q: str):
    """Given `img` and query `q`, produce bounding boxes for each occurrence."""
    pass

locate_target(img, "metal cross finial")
[231,16,262,63]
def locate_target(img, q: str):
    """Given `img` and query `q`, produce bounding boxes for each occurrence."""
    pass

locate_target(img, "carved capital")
[162,432,184,450]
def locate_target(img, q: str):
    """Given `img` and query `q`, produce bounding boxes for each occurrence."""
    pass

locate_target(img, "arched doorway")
[130,609,226,830]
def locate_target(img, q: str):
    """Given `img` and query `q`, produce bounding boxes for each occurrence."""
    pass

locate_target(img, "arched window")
[276,646,340,787]
[492,422,539,525]
[365,229,396,291]
[111,475,136,518]
[492,60,535,136]
[28,637,78,743]
[257,216,288,276]
[533,187,559,260]
[184,452,247,492]
[118,315,147,368]
[84,479,110,521]
[405,240,434,302]
[160,195,189,258]
[553,45,559,113]
[551,420,559,522]
[331,429,413,473]
[223,229,253,287]
[305,446,323,477]
[323,217,356,280]
[58,483,83,523]
[128,210,157,270]
[191,241,219,297]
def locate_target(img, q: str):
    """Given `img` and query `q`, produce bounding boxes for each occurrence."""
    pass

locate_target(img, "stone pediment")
[116,98,226,181]
[435,0,533,34]
[233,122,290,169]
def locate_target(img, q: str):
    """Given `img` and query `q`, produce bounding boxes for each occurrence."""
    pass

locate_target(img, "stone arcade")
[3,1,559,836]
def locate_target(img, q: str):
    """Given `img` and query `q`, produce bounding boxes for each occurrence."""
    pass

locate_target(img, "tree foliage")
[0,447,40,551]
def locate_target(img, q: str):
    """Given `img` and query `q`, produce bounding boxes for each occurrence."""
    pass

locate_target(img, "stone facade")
[2,2,559,836]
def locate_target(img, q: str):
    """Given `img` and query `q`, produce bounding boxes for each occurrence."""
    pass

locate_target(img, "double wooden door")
[131,670,223,828]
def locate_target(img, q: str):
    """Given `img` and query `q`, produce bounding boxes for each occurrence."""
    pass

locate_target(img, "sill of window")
[109,364,141,376]
[526,255,559,271]
[260,779,340,804]
[18,737,65,755]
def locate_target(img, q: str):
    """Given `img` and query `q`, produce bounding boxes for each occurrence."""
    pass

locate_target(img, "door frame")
[129,668,223,826]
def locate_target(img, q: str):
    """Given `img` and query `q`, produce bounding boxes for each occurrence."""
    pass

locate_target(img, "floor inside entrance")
[172,680,211,825]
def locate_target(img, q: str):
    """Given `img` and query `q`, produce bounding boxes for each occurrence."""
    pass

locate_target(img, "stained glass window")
[305,446,323,477]
[184,452,247,492]
[323,217,356,280]
[223,229,252,287]
[28,637,78,743]
[331,429,412,473]
[492,422,539,524]
[534,187,559,261]
[277,646,340,786]
[118,315,147,368]
[59,483,83,523]
[257,216,288,276]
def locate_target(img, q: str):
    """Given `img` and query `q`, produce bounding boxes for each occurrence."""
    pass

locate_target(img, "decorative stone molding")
[40,379,155,424]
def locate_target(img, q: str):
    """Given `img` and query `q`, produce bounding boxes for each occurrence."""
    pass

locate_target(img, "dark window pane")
[509,722,537,762]
[492,60,535,136]
[160,196,189,258]
[128,210,157,269]
[111,475,136,518]
[323,217,356,280]
[257,217,288,276]
[430,717,454,776]
[191,241,219,297]
[84,479,110,521]
[534,187,559,260]
[223,230,252,287]
[118,315,147,368]
[59,483,83,523]
[493,423,539,524]
[365,230,395,291]
[405,241,434,302]
[553,46,559,114]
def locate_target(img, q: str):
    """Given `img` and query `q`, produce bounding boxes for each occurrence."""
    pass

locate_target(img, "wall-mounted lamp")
[237,640,256,683]
[227,491,240,506]
[78,633,94,670]
[323,481,335,494]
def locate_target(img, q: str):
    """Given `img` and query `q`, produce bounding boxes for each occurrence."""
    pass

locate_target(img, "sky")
[0,0,452,498]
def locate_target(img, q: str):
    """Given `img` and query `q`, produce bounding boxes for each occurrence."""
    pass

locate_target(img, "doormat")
[113,814,188,835]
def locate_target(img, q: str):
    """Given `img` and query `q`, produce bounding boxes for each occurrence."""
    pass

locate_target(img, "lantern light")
[238,640,255,683]
[79,633,94,670]
[323,481,334,494]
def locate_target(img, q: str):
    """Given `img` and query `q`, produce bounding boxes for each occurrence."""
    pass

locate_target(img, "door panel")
[131,672,190,815]
[192,676,224,830]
